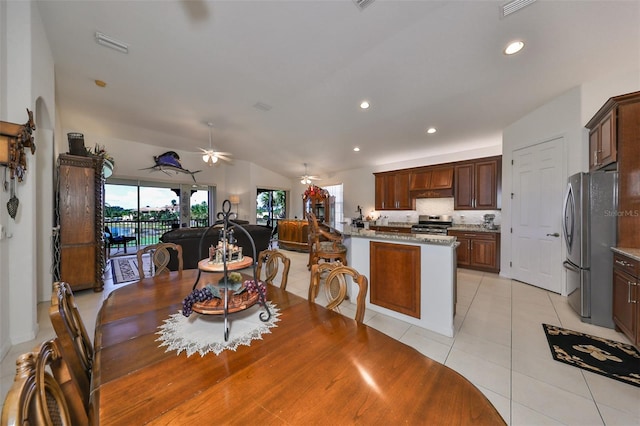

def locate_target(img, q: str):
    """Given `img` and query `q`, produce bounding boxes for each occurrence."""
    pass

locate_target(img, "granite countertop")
[447,224,501,233]
[369,222,501,233]
[343,228,457,247]
[611,247,640,262]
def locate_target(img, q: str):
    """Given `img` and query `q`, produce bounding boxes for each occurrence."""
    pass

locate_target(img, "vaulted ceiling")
[37,0,639,179]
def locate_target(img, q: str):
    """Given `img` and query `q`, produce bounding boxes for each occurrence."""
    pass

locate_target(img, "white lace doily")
[156,302,280,357]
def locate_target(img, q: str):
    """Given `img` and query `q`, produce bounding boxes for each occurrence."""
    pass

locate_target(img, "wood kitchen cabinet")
[56,154,105,292]
[612,252,639,348]
[454,156,501,210]
[590,92,640,247]
[369,225,412,234]
[369,241,421,318]
[409,166,454,198]
[588,109,616,171]
[448,230,500,273]
[374,170,412,210]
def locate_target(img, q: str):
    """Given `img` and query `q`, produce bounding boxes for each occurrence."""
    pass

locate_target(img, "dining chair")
[137,244,157,277]
[256,249,291,290]
[1,339,86,426]
[137,242,184,277]
[48,282,92,406]
[309,262,368,323]
[306,211,347,270]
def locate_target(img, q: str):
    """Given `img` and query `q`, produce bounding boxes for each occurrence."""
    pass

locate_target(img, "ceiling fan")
[200,122,232,166]
[300,163,321,184]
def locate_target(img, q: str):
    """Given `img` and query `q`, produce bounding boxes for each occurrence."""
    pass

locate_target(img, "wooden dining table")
[90,269,505,425]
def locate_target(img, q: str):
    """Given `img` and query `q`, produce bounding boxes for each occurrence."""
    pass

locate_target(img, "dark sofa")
[159,223,272,270]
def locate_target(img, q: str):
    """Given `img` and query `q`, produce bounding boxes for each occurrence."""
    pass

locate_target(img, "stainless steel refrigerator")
[562,171,617,328]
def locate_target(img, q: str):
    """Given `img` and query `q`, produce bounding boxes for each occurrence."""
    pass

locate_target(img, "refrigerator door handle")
[562,183,574,251]
[563,260,580,272]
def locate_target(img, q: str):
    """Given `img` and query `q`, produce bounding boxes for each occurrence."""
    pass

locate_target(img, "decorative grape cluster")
[181,287,214,317]
[244,279,266,296]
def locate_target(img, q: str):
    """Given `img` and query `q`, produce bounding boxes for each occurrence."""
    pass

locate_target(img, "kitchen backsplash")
[372,198,501,226]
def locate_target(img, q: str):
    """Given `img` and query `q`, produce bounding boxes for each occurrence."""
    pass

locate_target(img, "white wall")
[92,136,293,225]
[0,1,55,359]
[502,73,639,285]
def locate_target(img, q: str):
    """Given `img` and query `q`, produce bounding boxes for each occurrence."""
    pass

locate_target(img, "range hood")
[410,188,454,199]
[409,166,454,198]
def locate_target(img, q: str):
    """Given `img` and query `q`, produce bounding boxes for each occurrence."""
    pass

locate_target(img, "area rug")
[111,256,150,284]
[542,323,640,388]
[156,302,280,357]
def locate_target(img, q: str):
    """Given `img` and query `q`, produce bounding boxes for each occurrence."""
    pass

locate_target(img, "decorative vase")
[67,132,86,156]
[102,159,114,178]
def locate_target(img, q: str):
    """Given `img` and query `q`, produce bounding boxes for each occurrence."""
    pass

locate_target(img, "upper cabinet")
[375,170,412,210]
[454,156,502,210]
[373,156,501,211]
[588,91,640,246]
[588,109,616,171]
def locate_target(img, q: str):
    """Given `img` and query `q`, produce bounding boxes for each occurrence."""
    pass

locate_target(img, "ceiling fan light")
[202,154,210,162]
[211,155,219,164]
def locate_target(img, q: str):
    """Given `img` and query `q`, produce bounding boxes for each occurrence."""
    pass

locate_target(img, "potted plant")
[90,144,115,178]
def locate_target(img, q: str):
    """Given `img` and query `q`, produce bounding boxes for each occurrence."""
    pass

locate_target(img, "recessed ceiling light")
[426,127,437,134]
[360,101,370,109]
[95,80,107,88]
[353,147,360,152]
[504,40,525,55]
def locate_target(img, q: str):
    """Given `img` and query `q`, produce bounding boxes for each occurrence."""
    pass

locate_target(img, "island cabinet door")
[449,231,471,267]
[369,241,421,318]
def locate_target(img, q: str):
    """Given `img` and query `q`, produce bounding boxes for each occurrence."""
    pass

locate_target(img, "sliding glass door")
[256,189,286,229]
[105,179,216,249]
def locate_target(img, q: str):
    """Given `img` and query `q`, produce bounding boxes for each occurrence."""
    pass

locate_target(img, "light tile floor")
[2,250,639,425]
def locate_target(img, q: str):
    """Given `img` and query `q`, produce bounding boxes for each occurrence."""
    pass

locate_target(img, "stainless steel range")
[411,215,453,235]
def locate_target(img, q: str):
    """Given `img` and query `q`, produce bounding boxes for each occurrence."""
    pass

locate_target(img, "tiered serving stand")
[190,200,271,341]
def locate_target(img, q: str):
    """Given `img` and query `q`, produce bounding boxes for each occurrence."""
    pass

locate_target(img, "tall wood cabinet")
[303,186,334,225]
[57,154,105,292]
[586,91,640,247]
[454,156,501,210]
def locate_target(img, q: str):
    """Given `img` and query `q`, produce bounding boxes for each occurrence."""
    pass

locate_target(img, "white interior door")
[511,138,564,293]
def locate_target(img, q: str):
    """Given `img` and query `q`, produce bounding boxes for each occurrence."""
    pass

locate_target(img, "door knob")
[546,232,560,237]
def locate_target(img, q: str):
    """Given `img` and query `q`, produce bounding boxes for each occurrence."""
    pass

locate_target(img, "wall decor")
[0,109,36,182]
[141,151,201,183]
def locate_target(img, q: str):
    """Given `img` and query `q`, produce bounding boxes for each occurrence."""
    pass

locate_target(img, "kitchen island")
[340,226,458,337]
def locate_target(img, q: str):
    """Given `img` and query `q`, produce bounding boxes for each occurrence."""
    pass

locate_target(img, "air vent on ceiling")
[353,0,375,11]
[253,101,273,112]
[501,0,536,18]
